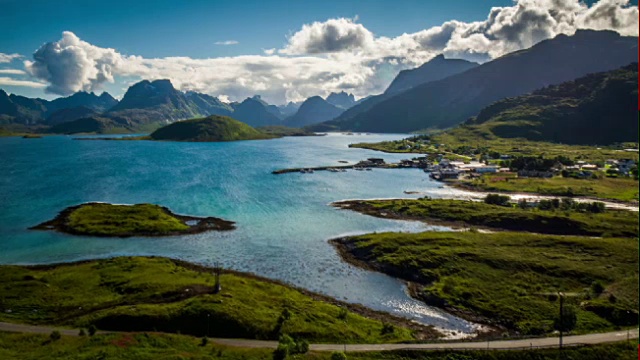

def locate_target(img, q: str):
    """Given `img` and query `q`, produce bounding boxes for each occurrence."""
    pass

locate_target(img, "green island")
[30,203,235,237]
[0,332,635,360]
[333,198,638,237]
[331,231,638,336]
[72,116,319,142]
[0,256,433,344]
[148,115,275,142]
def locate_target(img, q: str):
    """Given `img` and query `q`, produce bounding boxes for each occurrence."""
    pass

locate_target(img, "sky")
[0,0,638,104]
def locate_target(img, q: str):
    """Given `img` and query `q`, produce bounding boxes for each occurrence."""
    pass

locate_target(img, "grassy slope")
[0,332,635,360]
[333,231,638,335]
[349,135,638,162]
[457,174,639,202]
[460,64,638,145]
[150,115,274,142]
[335,199,638,237]
[65,204,189,236]
[0,257,419,343]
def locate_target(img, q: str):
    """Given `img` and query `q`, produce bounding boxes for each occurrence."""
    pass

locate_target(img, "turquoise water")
[0,133,478,336]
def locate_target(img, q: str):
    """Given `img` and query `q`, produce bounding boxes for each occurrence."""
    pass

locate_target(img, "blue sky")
[0,0,638,103]
[1,0,520,58]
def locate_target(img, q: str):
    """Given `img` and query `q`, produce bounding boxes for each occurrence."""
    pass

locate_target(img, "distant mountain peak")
[326,91,356,110]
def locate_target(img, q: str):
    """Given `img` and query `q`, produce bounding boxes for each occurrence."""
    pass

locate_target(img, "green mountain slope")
[149,115,272,142]
[320,30,638,133]
[457,63,638,145]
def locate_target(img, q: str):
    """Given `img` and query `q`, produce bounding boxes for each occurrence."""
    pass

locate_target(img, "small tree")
[591,281,605,295]
[88,324,97,336]
[50,330,61,341]
[200,336,208,347]
[78,328,86,336]
[484,194,511,206]
[331,352,348,360]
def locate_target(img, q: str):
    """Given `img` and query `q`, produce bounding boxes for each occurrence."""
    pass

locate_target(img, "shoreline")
[30,202,236,238]
[10,255,443,342]
[329,238,504,336]
[447,181,639,209]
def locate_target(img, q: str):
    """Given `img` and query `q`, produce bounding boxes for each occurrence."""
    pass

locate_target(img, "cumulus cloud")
[24,31,124,95]
[0,77,46,88]
[0,69,26,75]
[281,17,375,54]
[215,40,239,45]
[21,0,639,103]
[0,53,22,63]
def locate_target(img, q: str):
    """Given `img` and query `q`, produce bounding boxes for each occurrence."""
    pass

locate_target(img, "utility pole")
[207,313,210,337]
[558,292,564,350]
[213,262,222,294]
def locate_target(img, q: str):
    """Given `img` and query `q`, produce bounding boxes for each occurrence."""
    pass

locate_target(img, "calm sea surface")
[0,133,481,336]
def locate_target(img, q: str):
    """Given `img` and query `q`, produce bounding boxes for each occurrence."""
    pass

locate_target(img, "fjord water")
[0,133,477,335]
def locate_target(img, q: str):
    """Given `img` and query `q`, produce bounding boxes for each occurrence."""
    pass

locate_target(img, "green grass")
[458,174,639,202]
[432,129,639,162]
[334,231,638,335]
[0,331,635,360]
[65,204,189,236]
[150,115,275,142]
[336,198,638,237]
[348,132,638,163]
[0,257,419,343]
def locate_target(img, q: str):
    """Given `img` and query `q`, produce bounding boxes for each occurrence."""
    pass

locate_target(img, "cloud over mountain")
[0,53,22,63]
[20,0,638,103]
[24,31,123,95]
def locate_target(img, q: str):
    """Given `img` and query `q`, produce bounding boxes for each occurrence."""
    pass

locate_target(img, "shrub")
[484,194,511,206]
[88,324,97,336]
[591,281,605,295]
[381,322,395,335]
[50,330,61,341]
[78,329,86,336]
[200,336,208,346]
[337,307,348,321]
[331,352,348,360]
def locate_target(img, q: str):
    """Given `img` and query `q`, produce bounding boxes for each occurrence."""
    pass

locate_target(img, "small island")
[149,115,275,142]
[31,203,235,237]
[74,115,319,142]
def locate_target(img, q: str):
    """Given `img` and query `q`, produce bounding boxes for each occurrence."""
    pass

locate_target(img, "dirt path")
[0,321,635,351]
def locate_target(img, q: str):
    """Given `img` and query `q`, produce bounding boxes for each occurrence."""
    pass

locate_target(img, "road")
[0,321,636,352]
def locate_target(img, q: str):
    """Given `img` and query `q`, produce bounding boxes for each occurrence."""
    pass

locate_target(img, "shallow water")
[0,133,480,336]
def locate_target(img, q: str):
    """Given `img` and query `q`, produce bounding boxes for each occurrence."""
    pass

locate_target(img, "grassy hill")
[332,231,638,335]
[0,257,429,343]
[150,115,274,142]
[460,63,638,145]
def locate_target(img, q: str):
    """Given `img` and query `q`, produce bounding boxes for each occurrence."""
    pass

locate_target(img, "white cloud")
[281,17,374,54]
[215,40,239,45]
[24,31,124,95]
[22,1,638,103]
[0,53,22,63]
[0,69,26,75]
[0,77,46,88]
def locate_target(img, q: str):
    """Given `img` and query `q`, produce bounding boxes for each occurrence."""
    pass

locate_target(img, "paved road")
[0,321,636,352]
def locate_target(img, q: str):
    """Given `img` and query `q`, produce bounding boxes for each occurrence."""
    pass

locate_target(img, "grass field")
[456,174,639,202]
[0,332,635,360]
[348,132,638,162]
[332,231,638,336]
[0,257,424,343]
[334,198,638,237]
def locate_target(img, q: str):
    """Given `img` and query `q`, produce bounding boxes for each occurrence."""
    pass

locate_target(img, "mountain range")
[314,30,638,133]
[1,30,637,136]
